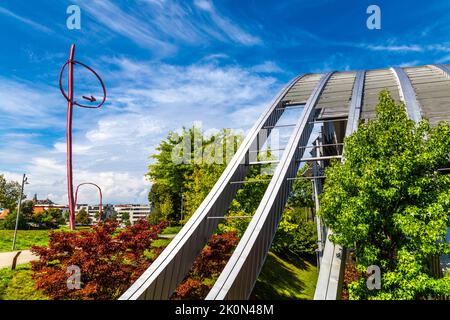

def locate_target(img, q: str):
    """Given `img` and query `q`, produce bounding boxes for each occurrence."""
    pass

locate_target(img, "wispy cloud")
[78,0,261,53]
[0,77,64,129]
[0,6,53,34]
[193,0,261,45]
[79,1,175,54]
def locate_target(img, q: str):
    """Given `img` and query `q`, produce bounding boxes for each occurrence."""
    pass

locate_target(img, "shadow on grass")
[251,251,318,300]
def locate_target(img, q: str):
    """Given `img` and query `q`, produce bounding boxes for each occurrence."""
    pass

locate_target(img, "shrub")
[172,232,239,299]
[272,208,317,258]
[31,219,168,300]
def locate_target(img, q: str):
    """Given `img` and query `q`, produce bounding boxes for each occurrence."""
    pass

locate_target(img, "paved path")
[0,250,39,269]
[158,234,176,239]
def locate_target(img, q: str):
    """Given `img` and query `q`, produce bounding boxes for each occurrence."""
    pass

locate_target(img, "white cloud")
[79,0,174,53]
[251,61,283,74]
[0,77,64,129]
[0,6,53,34]
[193,0,261,45]
[79,0,260,53]
[1,58,279,204]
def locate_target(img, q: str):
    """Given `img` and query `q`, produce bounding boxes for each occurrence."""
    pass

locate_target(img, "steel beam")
[206,72,334,300]
[345,71,365,136]
[391,67,422,123]
[314,70,365,300]
[119,74,306,300]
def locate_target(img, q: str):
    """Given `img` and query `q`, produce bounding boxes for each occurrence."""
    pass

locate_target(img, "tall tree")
[0,174,22,212]
[76,208,92,226]
[320,90,450,299]
[147,127,241,223]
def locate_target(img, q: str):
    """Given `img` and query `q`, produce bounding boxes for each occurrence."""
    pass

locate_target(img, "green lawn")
[0,227,95,252]
[160,225,182,235]
[0,263,48,300]
[0,230,50,252]
[252,251,318,300]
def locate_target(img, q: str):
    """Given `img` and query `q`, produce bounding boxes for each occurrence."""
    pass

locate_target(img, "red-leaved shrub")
[31,220,168,300]
[172,231,238,299]
[341,255,362,300]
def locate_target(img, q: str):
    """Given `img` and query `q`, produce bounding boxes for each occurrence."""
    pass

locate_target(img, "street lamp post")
[180,188,184,222]
[12,174,28,251]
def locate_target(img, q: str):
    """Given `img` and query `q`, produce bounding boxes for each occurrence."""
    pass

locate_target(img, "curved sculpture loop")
[74,182,103,223]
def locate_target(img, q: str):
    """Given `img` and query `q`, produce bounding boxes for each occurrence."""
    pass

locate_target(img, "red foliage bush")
[341,255,362,300]
[31,219,168,300]
[174,278,211,300]
[172,231,238,299]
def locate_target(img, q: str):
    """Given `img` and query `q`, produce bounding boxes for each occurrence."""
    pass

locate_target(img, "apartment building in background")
[75,204,114,223]
[114,204,152,225]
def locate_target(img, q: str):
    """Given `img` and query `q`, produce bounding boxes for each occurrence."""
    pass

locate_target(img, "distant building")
[75,204,114,224]
[114,204,152,225]
[32,195,69,214]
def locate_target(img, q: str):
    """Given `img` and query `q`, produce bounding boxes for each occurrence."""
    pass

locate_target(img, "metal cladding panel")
[283,74,322,104]
[316,71,356,119]
[361,68,401,120]
[206,72,334,300]
[405,65,450,126]
[119,74,306,300]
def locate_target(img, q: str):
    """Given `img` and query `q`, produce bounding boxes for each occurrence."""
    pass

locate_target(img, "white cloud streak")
[0,6,53,34]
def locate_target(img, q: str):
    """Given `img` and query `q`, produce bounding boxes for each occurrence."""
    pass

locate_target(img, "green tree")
[0,210,28,230]
[20,200,34,223]
[33,208,64,229]
[76,208,92,226]
[121,211,131,226]
[319,90,450,299]
[0,174,22,212]
[147,126,242,224]
[147,127,199,222]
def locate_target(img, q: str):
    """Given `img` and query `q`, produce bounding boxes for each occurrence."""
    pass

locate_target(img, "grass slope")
[252,251,318,300]
[0,230,50,252]
[0,264,48,300]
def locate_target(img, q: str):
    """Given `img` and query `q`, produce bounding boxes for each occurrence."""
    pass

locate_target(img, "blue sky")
[1,0,449,204]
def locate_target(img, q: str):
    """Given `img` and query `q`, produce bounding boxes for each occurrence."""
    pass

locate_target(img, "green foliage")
[121,211,131,226]
[0,210,27,230]
[147,127,199,222]
[0,264,48,300]
[147,126,242,224]
[0,174,22,212]
[271,166,317,257]
[20,200,34,222]
[272,207,317,257]
[31,208,65,229]
[75,208,91,226]
[182,163,226,222]
[0,230,50,252]
[320,90,450,299]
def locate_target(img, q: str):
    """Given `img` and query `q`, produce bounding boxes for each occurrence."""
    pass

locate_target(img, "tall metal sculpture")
[59,44,106,230]
[74,182,103,223]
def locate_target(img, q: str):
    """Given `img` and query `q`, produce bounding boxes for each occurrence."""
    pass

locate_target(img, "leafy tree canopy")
[76,208,92,226]
[0,174,22,212]
[319,90,450,299]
